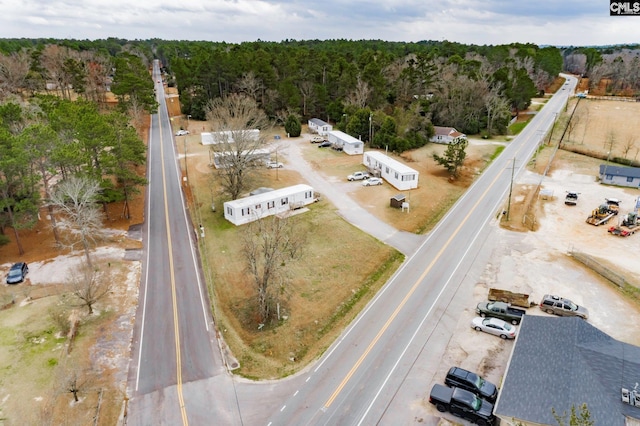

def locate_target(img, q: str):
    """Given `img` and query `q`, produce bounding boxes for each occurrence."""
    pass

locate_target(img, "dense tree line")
[0,97,146,252]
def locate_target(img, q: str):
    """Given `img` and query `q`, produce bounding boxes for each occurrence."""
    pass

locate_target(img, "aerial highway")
[126,60,242,425]
[127,62,575,425]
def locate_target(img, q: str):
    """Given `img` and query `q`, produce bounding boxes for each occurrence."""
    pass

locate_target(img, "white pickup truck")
[347,171,370,181]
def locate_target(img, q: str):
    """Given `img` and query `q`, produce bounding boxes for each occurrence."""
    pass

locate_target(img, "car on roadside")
[347,171,370,181]
[362,177,383,186]
[266,161,283,169]
[471,317,517,339]
[6,262,28,284]
[539,294,589,319]
[318,141,332,148]
[175,130,189,136]
[444,366,498,402]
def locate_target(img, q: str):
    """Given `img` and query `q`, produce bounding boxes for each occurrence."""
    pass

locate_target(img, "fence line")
[569,249,627,287]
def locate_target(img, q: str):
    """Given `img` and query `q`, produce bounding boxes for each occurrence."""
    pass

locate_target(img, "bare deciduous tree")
[622,135,636,162]
[242,215,304,324]
[236,71,263,102]
[0,50,31,97]
[206,94,271,200]
[49,176,104,267]
[345,75,371,108]
[69,262,111,315]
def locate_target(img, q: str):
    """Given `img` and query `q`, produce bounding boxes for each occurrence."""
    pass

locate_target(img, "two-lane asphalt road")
[250,75,578,425]
[126,61,241,425]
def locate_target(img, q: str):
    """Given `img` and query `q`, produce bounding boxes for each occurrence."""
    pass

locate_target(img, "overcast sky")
[1,0,638,47]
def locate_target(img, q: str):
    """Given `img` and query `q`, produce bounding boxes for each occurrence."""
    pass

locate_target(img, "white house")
[363,151,419,190]
[430,126,466,144]
[223,184,316,226]
[201,129,260,145]
[327,130,364,155]
[308,118,333,136]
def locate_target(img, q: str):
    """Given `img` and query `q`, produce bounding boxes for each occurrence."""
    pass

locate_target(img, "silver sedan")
[471,317,517,339]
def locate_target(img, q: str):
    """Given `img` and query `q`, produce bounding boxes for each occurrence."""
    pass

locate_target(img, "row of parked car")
[470,294,590,341]
[429,367,498,426]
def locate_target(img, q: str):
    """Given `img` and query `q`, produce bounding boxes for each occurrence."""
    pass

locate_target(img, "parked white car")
[266,161,283,169]
[470,317,517,339]
[175,130,189,136]
[362,177,383,186]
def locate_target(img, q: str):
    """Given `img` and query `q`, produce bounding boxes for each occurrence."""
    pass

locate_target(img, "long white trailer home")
[224,184,316,226]
[201,129,260,145]
[327,130,364,155]
[362,151,419,190]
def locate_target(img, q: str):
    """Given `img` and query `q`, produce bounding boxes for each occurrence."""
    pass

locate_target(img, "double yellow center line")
[158,101,189,425]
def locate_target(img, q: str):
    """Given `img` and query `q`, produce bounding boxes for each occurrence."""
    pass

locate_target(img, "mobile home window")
[395,172,399,179]
[226,206,232,215]
[627,176,634,183]
[281,197,288,206]
[267,201,275,209]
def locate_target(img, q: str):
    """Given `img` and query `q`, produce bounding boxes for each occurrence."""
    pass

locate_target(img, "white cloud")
[0,0,638,46]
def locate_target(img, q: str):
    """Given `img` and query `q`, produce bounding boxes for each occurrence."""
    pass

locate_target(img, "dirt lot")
[420,99,640,424]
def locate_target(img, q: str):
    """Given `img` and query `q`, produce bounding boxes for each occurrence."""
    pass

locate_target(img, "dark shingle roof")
[494,316,640,425]
[599,164,640,178]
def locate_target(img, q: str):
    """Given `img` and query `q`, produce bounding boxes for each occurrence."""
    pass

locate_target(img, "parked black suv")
[445,366,498,402]
[6,262,28,284]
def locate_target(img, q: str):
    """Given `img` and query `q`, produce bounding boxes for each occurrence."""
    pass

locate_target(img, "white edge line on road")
[135,111,156,392]
[354,89,570,423]
[357,169,512,425]
[158,93,211,333]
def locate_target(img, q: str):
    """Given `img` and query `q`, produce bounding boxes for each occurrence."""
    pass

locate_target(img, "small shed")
[327,130,364,155]
[308,118,333,136]
[390,194,405,208]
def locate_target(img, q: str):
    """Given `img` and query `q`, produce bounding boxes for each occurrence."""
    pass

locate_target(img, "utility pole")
[506,157,516,221]
[369,113,372,143]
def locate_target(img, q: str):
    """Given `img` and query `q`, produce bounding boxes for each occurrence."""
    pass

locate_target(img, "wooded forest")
[0,37,638,244]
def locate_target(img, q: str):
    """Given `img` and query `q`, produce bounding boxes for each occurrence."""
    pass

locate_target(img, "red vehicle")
[608,226,635,237]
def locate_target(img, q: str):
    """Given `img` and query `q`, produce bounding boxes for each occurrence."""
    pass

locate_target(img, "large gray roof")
[599,164,640,178]
[494,316,640,425]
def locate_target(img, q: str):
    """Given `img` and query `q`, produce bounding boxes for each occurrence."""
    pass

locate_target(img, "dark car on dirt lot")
[318,141,332,148]
[6,262,28,284]
[445,366,498,402]
[429,384,495,426]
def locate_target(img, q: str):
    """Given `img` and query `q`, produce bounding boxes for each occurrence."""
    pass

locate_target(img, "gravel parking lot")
[419,155,640,424]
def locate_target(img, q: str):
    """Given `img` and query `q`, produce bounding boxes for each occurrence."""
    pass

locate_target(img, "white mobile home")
[201,129,260,145]
[327,130,364,155]
[212,149,270,169]
[224,184,316,226]
[308,118,333,136]
[363,151,419,190]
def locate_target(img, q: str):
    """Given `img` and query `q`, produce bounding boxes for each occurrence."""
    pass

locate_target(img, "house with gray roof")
[494,316,640,425]
[308,118,332,136]
[599,164,640,188]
